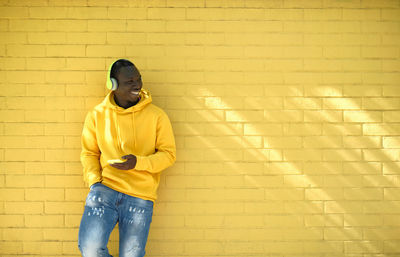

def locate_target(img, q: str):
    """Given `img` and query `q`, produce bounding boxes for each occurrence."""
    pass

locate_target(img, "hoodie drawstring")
[132,112,136,149]
[114,111,122,152]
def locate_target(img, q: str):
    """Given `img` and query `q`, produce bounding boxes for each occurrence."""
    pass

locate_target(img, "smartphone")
[107,159,127,164]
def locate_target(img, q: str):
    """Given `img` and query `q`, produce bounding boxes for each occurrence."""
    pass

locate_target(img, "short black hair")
[110,59,135,79]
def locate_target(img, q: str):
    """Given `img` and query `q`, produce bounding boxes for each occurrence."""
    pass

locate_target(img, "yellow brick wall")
[1,0,399,256]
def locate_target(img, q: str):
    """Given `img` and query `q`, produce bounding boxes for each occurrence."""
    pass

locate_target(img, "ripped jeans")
[78,183,153,257]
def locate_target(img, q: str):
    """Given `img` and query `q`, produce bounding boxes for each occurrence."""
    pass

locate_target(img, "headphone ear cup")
[110,77,118,91]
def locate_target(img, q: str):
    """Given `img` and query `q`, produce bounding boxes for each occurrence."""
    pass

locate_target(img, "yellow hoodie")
[80,88,176,202]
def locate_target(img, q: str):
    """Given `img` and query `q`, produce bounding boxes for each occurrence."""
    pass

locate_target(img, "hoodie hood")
[103,88,152,112]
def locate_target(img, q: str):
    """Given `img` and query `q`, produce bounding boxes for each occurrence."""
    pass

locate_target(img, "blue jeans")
[78,183,153,257]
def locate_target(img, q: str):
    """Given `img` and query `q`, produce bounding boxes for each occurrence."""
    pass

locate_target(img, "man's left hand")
[110,154,137,170]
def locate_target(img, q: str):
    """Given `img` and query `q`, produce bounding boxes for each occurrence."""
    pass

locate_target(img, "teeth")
[131,91,139,95]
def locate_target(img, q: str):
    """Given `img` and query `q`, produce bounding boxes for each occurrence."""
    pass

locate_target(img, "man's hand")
[110,154,137,170]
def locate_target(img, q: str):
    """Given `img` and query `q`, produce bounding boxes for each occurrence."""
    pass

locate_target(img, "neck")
[114,95,140,109]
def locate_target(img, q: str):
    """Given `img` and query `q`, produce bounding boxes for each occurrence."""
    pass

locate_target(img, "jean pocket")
[89,182,102,190]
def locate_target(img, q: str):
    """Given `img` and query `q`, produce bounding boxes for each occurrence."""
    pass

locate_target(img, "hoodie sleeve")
[80,111,102,187]
[135,111,176,174]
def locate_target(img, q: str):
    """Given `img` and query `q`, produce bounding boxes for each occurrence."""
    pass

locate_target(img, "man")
[78,59,176,257]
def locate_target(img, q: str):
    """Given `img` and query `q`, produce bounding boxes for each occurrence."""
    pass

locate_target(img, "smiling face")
[113,65,143,108]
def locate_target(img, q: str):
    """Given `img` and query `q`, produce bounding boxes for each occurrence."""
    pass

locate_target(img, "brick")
[284,124,322,136]
[0,7,29,17]
[25,215,64,228]
[46,71,85,83]
[5,149,45,161]
[147,7,185,20]
[266,188,304,200]
[0,110,24,122]
[67,7,108,19]
[343,162,381,175]
[326,175,363,188]
[48,20,88,31]
[285,201,324,214]
[45,123,83,136]
[383,162,400,175]
[25,110,65,122]
[29,7,68,18]
[46,45,85,57]
[344,9,380,20]
[344,111,382,123]
[345,214,383,227]
[22,242,63,255]
[86,45,125,57]
[363,72,399,85]
[6,175,45,188]
[127,20,165,32]
[343,59,382,71]
[45,202,83,214]
[344,85,382,96]
[5,202,43,214]
[284,97,322,110]
[344,188,383,200]
[3,228,43,241]
[364,175,400,187]
[45,149,81,162]
[363,149,400,161]
[364,124,400,136]
[226,110,263,122]
[264,110,303,122]
[0,242,23,254]
[244,46,283,58]
[304,9,341,20]
[384,215,400,226]
[204,149,242,161]
[304,34,342,46]
[324,228,362,240]
[66,32,106,44]
[383,86,400,96]
[344,241,383,254]
[365,201,400,214]
[244,148,279,162]
[0,189,24,201]
[43,228,77,241]
[323,98,361,110]
[284,21,324,33]
[284,149,322,161]
[0,215,24,227]
[363,98,400,110]
[324,46,361,58]
[266,162,302,175]
[0,32,27,44]
[383,136,400,148]
[306,188,343,200]
[10,20,47,31]
[305,214,343,227]
[343,136,381,148]
[304,110,342,122]
[325,201,363,214]
[362,22,400,33]
[323,149,362,161]
[146,242,184,255]
[0,161,25,175]
[284,175,323,187]
[45,97,85,110]
[107,8,146,20]
[25,188,64,201]
[264,136,302,148]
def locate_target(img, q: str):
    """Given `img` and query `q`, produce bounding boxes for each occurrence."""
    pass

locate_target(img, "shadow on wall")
[118,82,400,255]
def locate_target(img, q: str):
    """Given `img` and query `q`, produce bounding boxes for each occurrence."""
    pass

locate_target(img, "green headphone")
[106,61,118,91]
